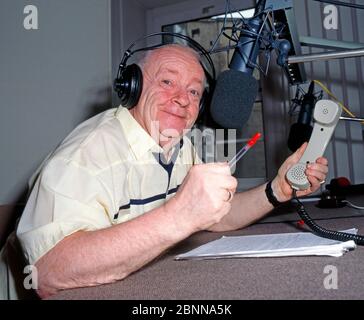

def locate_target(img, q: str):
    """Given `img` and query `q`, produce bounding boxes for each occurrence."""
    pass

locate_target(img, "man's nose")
[173,89,190,107]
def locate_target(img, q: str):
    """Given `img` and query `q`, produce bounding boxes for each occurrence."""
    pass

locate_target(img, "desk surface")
[50,199,364,300]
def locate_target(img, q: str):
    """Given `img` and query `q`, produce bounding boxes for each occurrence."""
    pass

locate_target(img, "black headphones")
[114,32,216,114]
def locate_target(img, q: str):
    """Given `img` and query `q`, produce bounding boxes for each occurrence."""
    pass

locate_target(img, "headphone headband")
[122,32,215,79]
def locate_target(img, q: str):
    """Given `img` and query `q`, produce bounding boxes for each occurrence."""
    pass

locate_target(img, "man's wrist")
[265,180,284,207]
[163,195,196,237]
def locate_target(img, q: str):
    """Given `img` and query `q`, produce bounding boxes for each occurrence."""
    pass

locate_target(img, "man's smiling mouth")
[162,110,187,119]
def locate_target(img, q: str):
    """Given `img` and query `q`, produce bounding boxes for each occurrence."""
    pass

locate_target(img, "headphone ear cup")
[197,73,214,120]
[199,90,207,114]
[195,88,209,123]
[116,64,143,109]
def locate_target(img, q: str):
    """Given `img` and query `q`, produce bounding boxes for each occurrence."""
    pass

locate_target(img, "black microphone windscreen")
[210,70,259,129]
[287,123,313,152]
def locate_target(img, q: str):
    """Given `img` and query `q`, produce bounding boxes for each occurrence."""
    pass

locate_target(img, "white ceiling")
[136,0,189,9]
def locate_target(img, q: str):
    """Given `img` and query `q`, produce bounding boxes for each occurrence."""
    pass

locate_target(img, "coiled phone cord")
[293,190,364,245]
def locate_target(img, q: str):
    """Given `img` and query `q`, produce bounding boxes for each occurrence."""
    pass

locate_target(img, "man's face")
[131,46,205,147]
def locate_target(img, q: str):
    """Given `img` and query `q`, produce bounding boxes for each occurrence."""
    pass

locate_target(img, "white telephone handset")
[286,99,342,190]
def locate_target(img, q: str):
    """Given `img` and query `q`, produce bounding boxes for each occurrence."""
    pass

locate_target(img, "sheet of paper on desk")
[175,228,357,260]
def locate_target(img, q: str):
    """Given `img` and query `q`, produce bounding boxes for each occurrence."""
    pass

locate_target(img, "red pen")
[228,132,261,168]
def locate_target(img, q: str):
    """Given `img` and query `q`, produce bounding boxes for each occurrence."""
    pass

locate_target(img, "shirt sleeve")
[17,157,115,265]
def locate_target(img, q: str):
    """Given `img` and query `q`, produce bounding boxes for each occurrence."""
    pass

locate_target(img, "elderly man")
[4,44,328,299]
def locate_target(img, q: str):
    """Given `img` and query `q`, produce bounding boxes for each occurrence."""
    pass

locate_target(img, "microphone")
[210,0,265,128]
[287,81,316,152]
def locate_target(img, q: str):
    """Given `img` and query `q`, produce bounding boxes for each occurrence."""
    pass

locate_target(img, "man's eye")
[162,79,172,86]
[190,89,200,97]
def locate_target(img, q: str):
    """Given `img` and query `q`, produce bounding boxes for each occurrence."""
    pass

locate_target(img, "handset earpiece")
[286,100,342,190]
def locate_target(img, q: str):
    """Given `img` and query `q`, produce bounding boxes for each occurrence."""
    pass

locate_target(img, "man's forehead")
[153,45,199,59]
[148,47,203,73]
[147,46,201,68]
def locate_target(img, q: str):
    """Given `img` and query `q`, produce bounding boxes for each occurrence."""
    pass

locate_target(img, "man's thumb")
[292,142,308,160]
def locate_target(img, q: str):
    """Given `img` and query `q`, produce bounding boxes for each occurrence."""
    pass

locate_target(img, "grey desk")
[50,198,364,300]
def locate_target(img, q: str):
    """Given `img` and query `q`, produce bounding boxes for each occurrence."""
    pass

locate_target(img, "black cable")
[293,190,364,245]
[209,0,230,53]
[313,0,364,10]
[343,200,364,210]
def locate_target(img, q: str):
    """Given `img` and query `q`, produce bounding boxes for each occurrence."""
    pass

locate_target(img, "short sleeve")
[17,157,115,265]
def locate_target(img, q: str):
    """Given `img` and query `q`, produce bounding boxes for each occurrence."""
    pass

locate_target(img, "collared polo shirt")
[16,106,201,266]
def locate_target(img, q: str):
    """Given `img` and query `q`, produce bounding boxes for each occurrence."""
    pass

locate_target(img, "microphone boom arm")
[339,116,364,122]
[287,48,364,64]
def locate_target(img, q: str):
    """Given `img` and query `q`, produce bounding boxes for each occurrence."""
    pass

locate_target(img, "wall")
[0,0,112,205]
[0,0,151,245]
[111,0,147,107]
[122,1,147,50]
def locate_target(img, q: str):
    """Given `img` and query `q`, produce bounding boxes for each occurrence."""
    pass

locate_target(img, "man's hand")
[168,162,238,232]
[272,142,329,202]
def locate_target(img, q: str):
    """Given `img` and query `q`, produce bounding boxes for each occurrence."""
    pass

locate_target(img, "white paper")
[175,229,357,260]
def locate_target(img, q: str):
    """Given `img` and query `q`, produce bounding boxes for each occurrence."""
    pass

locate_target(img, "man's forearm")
[208,182,275,232]
[35,201,192,298]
